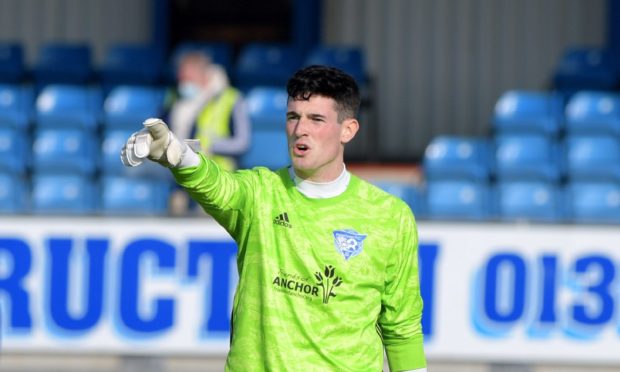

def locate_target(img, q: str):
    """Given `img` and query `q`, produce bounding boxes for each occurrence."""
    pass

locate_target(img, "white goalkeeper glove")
[120,118,201,168]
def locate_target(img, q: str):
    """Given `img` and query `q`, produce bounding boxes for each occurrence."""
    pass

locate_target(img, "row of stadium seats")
[373,178,620,224]
[0,41,367,92]
[493,90,620,137]
[0,85,290,176]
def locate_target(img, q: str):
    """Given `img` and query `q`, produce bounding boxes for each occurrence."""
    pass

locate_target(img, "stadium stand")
[0,127,29,175]
[103,85,167,130]
[565,135,620,181]
[35,84,102,130]
[303,44,367,86]
[492,90,564,137]
[496,180,564,222]
[565,91,620,136]
[0,172,27,213]
[100,176,171,215]
[31,173,96,214]
[423,136,492,181]
[494,134,563,182]
[553,47,619,94]
[99,43,165,92]
[566,181,620,223]
[239,87,290,170]
[32,42,93,88]
[32,128,98,176]
[0,42,25,83]
[426,179,493,220]
[167,41,235,82]
[234,43,303,92]
[0,83,34,129]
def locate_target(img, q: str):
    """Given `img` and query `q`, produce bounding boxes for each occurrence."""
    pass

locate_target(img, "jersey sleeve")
[378,205,426,371]
[170,153,256,238]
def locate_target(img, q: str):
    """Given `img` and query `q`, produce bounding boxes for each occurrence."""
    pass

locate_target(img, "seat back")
[32,129,97,175]
[0,173,27,213]
[103,86,166,129]
[565,91,620,136]
[424,136,492,181]
[36,84,102,130]
[304,45,366,85]
[566,181,620,223]
[495,134,561,181]
[493,90,563,136]
[553,47,618,92]
[101,176,170,215]
[32,174,95,214]
[497,180,563,222]
[0,43,25,83]
[426,180,493,220]
[565,135,620,181]
[33,43,93,86]
[0,84,34,129]
[0,127,28,174]
[234,43,302,92]
[101,44,164,90]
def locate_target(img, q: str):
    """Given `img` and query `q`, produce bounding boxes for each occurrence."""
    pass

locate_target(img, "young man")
[121,65,426,371]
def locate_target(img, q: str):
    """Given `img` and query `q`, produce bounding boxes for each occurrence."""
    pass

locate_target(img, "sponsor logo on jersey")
[314,265,343,304]
[333,229,366,261]
[273,212,292,228]
[272,269,319,301]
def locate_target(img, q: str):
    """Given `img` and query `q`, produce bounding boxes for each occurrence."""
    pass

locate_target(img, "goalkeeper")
[121,65,426,371]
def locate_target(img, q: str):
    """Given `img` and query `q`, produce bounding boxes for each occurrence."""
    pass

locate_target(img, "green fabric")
[172,155,425,371]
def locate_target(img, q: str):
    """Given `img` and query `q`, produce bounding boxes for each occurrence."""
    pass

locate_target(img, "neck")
[289,165,350,198]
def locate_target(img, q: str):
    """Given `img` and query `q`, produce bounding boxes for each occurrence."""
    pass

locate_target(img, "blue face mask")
[178,82,201,100]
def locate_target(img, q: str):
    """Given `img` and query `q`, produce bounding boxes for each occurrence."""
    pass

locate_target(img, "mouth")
[293,143,310,156]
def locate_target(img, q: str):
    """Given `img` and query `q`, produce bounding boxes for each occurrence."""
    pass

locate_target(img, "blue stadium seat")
[35,84,102,130]
[0,127,28,174]
[565,91,620,136]
[167,41,234,81]
[234,43,303,92]
[0,43,25,83]
[553,47,619,93]
[100,43,164,90]
[372,180,426,217]
[566,181,620,223]
[32,129,97,175]
[0,173,27,213]
[565,135,620,181]
[304,45,366,86]
[32,43,93,87]
[103,86,166,130]
[31,174,96,214]
[101,176,170,215]
[493,91,563,136]
[239,87,289,170]
[426,180,493,220]
[497,180,563,222]
[423,136,492,181]
[0,84,33,129]
[494,134,562,182]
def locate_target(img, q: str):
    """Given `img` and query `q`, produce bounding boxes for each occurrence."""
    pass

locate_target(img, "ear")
[340,118,359,144]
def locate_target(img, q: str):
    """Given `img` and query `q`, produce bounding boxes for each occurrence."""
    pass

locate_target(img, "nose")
[292,116,309,137]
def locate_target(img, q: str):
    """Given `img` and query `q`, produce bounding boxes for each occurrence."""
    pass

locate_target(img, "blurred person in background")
[169,51,250,172]
[167,51,250,214]
[121,65,426,371]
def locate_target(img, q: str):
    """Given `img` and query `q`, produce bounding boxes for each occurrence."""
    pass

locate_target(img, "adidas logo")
[273,212,292,228]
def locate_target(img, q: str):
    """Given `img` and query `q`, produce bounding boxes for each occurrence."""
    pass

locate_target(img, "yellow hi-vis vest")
[196,87,239,171]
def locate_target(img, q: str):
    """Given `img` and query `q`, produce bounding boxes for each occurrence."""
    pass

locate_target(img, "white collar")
[288,166,351,198]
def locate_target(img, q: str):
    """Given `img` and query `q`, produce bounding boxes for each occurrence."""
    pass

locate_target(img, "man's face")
[286,95,358,182]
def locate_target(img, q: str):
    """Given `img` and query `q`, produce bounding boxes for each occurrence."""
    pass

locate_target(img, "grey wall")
[324,0,606,161]
[0,0,152,65]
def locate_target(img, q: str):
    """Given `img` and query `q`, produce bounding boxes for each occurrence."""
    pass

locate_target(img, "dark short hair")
[286,65,361,122]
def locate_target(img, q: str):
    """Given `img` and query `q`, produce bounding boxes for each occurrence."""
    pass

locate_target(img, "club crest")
[333,229,367,260]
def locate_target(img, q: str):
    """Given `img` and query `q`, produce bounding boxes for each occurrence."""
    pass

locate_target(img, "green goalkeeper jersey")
[172,155,426,371]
